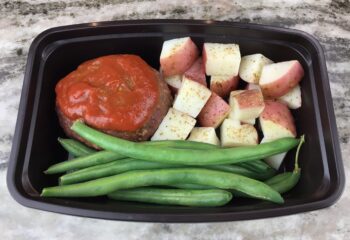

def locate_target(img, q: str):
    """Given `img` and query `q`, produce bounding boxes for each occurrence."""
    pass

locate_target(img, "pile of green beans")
[41,122,304,207]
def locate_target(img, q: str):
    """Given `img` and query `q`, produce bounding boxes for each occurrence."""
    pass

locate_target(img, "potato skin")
[184,58,207,87]
[198,93,231,128]
[210,75,239,98]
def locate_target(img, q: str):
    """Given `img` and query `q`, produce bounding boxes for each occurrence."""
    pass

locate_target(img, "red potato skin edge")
[160,38,199,77]
[261,61,304,98]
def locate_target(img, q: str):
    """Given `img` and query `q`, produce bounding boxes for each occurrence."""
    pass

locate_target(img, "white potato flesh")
[151,108,196,141]
[188,127,220,145]
[261,137,287,170]
[220,119,258,147]
[242,118,256,125]
[203,43,241,76]
[278,84,302,109]
[239,54,273,84]
[245,83,261,91]
[259,119,296,140]
[265,152,287,170]
[173,78,212,118]
[164,75,182,90]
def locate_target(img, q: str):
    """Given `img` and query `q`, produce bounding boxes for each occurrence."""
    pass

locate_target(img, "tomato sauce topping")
[55,55,159,131]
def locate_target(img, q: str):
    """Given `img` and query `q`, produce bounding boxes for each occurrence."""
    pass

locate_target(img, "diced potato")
[188,127,220,145]
[210,75,239,98]
[259,100,296,140]
[229,89,265,123]
[264,152,287,170]
[259,100,297,169]
[184,58,207,87]
[160,37,199,77]
[220,119,258,147]
[239,54,273,84]
[164,75,182,94]
[278,84,302,109]
[173,78,212,118]
[203,43,241,76]
[259,60,304,98]
[198,92,231,128]
[151,108,196,141]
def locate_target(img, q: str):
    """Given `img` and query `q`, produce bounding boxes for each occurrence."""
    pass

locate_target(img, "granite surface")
[0,0,349,239]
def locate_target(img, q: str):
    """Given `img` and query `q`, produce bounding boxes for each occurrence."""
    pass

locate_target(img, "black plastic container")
[7,20,345,222]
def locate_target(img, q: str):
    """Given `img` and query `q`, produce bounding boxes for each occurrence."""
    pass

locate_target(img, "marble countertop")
[1,0,349,239]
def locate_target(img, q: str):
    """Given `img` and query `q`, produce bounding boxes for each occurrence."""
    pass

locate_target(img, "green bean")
[108,188,232,207]
[169,183,212,190]
[264,135,305,194]
[59,158,275,185]
[207,164,276,180]
[41,168,284,204]
[58,138,96,157]
[71,121,300,165]
[60,137,216,158]
[265,172,300,194]
[59,159,182,185]
[237,160,274,173]
[44,150,125,174]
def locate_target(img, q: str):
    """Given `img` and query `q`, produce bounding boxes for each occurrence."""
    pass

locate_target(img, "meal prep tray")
[7,20,345,222]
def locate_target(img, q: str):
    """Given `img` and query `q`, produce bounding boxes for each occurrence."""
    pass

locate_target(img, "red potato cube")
[173,78,212,118]
[183,58,207,87]
[220,119,258,147]
[259,100,296,140]
[203,43,241,76]
[188,127,220,145]
[151,108,196,141]
[164,75,182,94]
[277,84,302,109]
[198,92,231,128]
[229,89,265,123]
[160,37,199,77]
[210,75,239,98]
[239,54,273,84]
[259,60,304,98]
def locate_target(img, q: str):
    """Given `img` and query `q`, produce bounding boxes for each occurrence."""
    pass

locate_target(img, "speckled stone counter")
[1,1,349,239]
